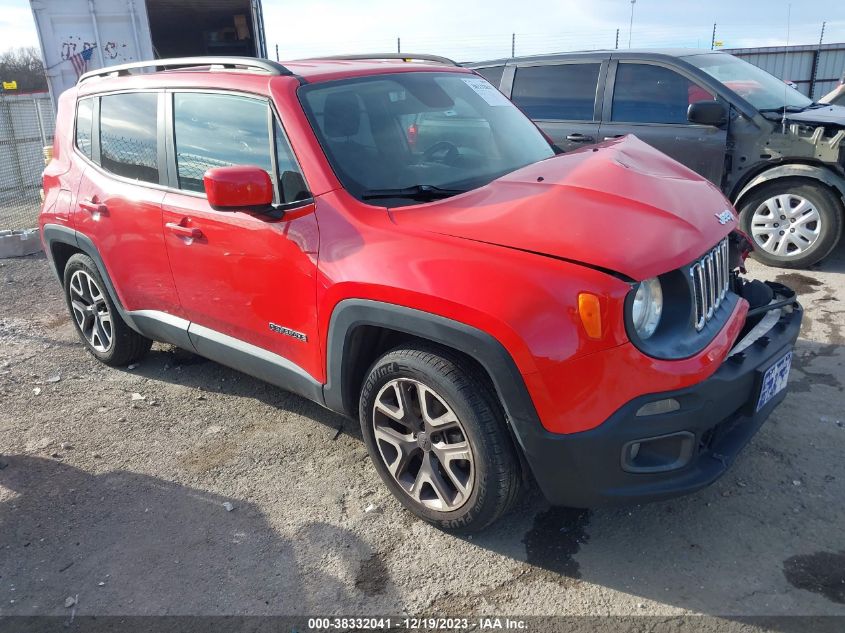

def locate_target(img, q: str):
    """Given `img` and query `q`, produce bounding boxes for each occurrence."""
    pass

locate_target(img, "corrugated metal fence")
[723,42,845,100]
[0,91,55,231]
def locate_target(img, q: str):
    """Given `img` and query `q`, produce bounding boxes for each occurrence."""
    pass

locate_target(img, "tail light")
[407,123,418,148]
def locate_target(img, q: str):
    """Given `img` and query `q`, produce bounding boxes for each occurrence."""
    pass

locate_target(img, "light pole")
[628,0,636,48]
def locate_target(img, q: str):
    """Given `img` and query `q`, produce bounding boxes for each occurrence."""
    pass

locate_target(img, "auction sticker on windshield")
[756,350,792,412]
[462,77,511,106]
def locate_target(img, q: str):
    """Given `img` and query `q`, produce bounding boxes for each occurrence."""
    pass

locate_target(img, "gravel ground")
[0,244,844,623]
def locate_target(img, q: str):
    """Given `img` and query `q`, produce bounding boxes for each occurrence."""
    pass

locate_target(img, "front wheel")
[63,253,152,366]
[359,345,521,533]
[738,180,843,268]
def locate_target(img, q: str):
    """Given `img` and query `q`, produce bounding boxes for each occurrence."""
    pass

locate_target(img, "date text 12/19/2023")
[307,617,528,630]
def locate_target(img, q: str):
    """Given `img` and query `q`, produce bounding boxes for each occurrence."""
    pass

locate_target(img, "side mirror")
[687,100,727,127]
[203,165,273,210]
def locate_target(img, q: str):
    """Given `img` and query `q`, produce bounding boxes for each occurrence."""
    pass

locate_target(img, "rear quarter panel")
[40,87,83,241]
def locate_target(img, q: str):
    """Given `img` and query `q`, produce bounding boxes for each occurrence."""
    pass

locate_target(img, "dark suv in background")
[469,50,845,268]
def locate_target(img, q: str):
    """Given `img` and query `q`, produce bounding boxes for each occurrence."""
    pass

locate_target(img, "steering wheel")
[421,141,460,165]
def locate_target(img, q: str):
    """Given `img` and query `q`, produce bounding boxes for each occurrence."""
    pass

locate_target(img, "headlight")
[631,277,663,339]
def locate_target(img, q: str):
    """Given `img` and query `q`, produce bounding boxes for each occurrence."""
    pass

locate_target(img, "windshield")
[683,53,813,111]
[299,72,555,205]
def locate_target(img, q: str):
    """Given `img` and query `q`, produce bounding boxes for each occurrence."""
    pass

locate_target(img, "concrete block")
[0,229,42,258]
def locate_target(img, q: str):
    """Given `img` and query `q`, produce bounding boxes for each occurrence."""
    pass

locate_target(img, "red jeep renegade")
[40,55,802,531]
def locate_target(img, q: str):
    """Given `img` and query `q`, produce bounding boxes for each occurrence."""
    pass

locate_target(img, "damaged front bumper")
[520,281,803,508]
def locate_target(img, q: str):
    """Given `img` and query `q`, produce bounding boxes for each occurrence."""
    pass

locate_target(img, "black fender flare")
[41,223,140,331]
[322,299,544,457]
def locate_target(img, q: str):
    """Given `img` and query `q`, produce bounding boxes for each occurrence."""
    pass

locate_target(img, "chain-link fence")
[0,92,54,231]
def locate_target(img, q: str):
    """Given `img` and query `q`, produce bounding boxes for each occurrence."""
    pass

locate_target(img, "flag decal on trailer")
[69,46,97,78]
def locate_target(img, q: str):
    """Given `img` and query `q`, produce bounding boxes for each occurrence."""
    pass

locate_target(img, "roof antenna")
[782,3,792,134]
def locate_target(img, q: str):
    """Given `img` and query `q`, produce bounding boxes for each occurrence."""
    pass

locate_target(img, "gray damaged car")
[469,50,845,268]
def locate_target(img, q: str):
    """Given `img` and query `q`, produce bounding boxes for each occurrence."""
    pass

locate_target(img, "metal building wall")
[722,43,845,99]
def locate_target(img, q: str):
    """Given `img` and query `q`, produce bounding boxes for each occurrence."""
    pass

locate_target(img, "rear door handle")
[79,199,108,215]
[603,134,625,141]
[165,221,203,240]
[565,133,595,143]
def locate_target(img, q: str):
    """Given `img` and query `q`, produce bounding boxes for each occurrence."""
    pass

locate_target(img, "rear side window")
[75,98,94,159]
[99,93,159,183]
[511,63,600,121]
[173,93,273,193]
[612,63,712,124]
[475,66,505,89]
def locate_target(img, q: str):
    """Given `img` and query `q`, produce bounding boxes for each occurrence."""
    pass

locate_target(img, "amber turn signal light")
[578,292,602,339]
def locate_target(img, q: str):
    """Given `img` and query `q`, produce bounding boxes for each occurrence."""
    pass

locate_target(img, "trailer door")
[250,0,267,58]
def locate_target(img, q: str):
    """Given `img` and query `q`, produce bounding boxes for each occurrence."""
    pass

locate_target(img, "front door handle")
[603,134,625,141]
[165,221,203,240]
[79,199,108,216]
[565,133,595,143]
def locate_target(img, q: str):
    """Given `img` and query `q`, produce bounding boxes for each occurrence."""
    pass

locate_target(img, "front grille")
[690,237,730,331]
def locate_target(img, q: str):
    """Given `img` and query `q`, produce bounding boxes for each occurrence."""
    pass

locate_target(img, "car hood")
[785,103,845,126]
[389,136,735,281]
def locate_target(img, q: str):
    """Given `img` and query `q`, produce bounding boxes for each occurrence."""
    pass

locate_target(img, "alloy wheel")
[750,193,822,257]
[68,270,113,353]
[372,378,474,511]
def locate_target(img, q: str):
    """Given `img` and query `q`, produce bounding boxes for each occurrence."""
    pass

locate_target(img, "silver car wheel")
[750,193,822,257]
[69,270,113,353]
[372,378,474,512]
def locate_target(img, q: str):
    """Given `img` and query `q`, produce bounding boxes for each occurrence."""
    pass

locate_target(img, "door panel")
[534,120,601,152]
[600,61,727,185]
[73,91,181,316]
[509,61,606,152]
[162,90,321,379]
[74,167,179,314]
[161,195,320,378]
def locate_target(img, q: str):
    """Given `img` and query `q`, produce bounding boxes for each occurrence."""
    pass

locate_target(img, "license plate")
[756,351,793,412]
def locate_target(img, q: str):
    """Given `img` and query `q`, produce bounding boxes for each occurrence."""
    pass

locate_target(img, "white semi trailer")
[29,0,268,108]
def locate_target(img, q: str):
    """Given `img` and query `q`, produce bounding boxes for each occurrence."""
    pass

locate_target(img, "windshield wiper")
[361,184,467,201]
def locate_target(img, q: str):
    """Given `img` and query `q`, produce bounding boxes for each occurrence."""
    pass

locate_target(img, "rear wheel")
[359,345,521,532]
[738,180,843,268]
[63,253,152,366]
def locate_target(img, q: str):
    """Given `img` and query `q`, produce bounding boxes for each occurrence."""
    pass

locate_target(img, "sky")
[3,0,844,62]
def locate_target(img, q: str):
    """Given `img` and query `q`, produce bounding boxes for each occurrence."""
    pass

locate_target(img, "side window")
[475,66,505,89]
[511,63,600,121]
[99,92,159,183]
[75,98,94,159]
[274,120,310,204]
[611,63,714,124]
[173,92,273,193]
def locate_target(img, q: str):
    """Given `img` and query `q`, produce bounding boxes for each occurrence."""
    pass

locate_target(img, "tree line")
[1,47,48,92]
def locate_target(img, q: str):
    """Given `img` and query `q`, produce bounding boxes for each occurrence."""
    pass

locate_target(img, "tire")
[738,179,843,268]
[359,344,521,533]
[62,253,152,367]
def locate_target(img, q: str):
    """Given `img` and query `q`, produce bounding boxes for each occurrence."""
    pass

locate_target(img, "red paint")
[407,122,419,147]
[203,165,273,209]
[390,136,735,281]
[41,59,750,437]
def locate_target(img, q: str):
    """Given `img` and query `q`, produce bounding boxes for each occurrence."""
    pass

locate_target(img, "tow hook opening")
[621,431,696,473]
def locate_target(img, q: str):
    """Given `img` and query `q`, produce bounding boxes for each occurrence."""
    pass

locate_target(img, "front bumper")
[520,285,803,508]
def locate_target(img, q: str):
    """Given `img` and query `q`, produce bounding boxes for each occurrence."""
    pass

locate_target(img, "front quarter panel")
[314,189,631,394]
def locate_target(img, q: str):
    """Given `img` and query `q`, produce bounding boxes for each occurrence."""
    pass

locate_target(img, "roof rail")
[305,53,460,67]
[78,56,292,84]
